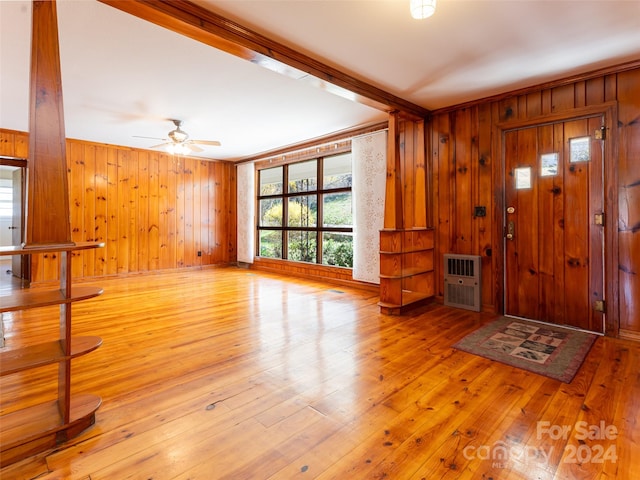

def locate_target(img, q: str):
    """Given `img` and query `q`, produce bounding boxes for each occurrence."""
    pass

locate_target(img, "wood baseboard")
[250,258,379,293]
[619,329,640,342]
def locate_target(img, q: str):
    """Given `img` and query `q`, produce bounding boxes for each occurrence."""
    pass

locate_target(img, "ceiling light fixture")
[410,0,436,19]
[168,124,189,143]
[166,143,190,156]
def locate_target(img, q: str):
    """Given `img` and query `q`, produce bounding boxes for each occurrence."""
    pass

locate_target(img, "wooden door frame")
[493,102,619,336]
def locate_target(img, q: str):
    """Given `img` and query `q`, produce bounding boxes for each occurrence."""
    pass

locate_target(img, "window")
[0,178,12,218]
[257,153,353,267]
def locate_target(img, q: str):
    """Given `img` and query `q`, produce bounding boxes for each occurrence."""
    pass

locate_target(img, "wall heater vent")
[444,254,482,312]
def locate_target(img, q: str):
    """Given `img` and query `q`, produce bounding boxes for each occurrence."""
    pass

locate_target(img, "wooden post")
[25,0,73,248]
[379,112,434,314]
[413,119,427,228]
[384,112,404,230]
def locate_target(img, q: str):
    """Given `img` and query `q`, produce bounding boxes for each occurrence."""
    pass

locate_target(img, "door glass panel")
[515,167,532,189]
[570,137,590,163]
[540,153,559,177]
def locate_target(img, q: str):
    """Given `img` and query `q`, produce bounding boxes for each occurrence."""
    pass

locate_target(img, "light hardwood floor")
[1,267,638,479]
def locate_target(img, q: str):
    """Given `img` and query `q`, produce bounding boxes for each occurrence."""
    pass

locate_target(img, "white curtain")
[352,130,387,284]
[236,163,255,264]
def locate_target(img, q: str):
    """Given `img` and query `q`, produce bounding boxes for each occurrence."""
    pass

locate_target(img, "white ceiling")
[1,0,639,161]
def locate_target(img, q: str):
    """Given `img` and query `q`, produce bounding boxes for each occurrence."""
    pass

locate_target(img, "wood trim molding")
[0,157,28,167]
[252,141,352,171]
[433,59,640,115]
[98,0,430,119]
[249,257,379,293]
[240,121,388,165]
[496,102,619,131]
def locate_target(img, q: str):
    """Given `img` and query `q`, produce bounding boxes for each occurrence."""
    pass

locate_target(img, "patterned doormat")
[453,316,598,383]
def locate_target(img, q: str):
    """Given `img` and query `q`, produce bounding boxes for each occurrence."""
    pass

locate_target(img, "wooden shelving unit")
[0,242,104,467]
[379,228,435,314]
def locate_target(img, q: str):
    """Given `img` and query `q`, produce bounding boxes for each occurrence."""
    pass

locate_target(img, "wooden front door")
[504,116,605,333]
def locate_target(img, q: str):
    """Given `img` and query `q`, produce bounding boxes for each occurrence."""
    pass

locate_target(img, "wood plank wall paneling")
[0,130,236,283]
[430,67,640,335]
[396,116,428,230]
[617,70,640,336]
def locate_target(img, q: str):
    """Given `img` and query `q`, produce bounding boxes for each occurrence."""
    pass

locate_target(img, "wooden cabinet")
[0,242,104,467]
[379,228,435,314]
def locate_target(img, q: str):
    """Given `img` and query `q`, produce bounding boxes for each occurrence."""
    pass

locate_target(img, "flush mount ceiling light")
[410,0,436,19]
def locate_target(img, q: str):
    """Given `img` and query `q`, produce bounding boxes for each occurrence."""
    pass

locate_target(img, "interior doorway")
[503,116,605,333]
[0,159,28,283]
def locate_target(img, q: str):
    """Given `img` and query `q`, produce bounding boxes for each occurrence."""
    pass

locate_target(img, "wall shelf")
[1,287,103,312]
[0,242,104,467]
[0,336,103,377]
[0,394,102,465]
[379,228,435,314]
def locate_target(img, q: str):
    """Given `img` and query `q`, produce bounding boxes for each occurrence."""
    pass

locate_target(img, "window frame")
[257,153,353,266]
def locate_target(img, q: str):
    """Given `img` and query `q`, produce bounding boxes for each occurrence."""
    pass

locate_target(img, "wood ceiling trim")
[98,0,430,119]
[238,120,388,165]
[431,58,640,115]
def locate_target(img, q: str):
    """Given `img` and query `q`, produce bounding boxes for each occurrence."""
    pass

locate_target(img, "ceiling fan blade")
[149,142,171,149]
[133,135,167,141]
[186,144,204,153]
[190,140,221,147]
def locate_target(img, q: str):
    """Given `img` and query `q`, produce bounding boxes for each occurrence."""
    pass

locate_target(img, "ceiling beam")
[98,0,430,120]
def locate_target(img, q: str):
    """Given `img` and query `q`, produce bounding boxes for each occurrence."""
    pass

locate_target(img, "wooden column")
[25,0,73,248]
[413,119,427,228]
[384,112,404,230]
[0,4,103,464]
[379,112,435,314]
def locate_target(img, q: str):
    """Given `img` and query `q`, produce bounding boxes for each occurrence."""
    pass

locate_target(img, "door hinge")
[593,300,606,313]
[594,213,605,226]
[594,126,606,140]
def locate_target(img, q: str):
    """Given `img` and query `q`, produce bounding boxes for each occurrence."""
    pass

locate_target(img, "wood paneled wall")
[0,130,237,283]
[392,118,428,228]
[430,66,640,336]
[617,69,640,338]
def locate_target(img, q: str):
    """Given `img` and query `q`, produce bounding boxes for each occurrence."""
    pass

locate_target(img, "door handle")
[506,221,515,240]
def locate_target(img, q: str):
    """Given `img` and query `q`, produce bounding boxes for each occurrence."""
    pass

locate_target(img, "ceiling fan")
[135,119,221,155]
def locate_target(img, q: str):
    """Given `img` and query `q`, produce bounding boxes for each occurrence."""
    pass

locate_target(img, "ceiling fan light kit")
[410,0,436,19]
[166,143,191,156]
[167,120,189,143]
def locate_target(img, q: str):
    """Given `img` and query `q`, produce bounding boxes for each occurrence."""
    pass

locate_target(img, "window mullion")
[282,164,289,259]
[317,157,323,264]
